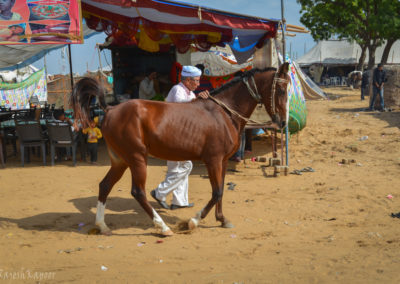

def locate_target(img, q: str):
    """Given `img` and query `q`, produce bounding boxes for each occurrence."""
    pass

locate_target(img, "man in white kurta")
[151,66,209,210]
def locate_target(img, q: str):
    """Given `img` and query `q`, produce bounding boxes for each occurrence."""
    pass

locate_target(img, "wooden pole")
[281,0,289,167]
[67,44,74,109]
[44,54,47,75]
[280,0,286,62]
[97,44,104,85]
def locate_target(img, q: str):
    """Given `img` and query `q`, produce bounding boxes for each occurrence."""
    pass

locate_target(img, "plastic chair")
[15,120,47,166]
[46,121,77,166]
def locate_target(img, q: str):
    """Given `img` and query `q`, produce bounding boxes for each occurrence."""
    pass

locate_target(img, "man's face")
[0,0,14,11]
[149,72,157,80]
[183,76,200,91]
[378,66,383,71]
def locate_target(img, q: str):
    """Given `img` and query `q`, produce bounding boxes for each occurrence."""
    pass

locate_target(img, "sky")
[32,0,315,75]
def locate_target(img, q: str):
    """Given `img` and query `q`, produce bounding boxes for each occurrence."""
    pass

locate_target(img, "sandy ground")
[0,87,399,283]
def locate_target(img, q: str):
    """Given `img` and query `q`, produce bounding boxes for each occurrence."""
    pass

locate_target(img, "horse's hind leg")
[96,161,127,235]
[129,158,173,236]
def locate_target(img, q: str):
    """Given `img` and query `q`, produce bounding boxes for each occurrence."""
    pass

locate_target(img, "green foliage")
[297,0,400,44]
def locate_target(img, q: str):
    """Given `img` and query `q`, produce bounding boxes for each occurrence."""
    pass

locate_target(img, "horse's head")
[261,62,290,128]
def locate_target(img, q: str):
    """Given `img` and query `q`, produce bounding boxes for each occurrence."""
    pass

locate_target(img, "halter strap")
[242,76,261,103]
[270,72,290,116]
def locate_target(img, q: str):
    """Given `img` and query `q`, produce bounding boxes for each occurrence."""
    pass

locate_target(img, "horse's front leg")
[215,159,233,228]
[129,157,173,237]
[189,158,232,229]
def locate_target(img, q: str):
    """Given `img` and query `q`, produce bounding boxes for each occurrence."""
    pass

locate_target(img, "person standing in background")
[82,120,102,164]
[369,63,387,111]
[360,71,369,101]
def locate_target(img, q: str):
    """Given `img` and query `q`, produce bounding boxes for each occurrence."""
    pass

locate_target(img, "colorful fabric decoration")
[286,56,307,134]
[0,68,47,110]
[81,0,278,60]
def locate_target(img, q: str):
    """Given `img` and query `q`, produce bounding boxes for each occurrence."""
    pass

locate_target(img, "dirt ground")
[0,87,399,283]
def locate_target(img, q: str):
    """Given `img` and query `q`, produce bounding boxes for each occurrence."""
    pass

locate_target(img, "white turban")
[181,65,202,77]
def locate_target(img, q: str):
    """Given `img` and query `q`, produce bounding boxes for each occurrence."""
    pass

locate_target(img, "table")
[0,119,48,129]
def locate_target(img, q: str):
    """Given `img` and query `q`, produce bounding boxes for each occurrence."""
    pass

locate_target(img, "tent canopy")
[0,0,280,70]
[298,40,400,67]
[82,0,280,63]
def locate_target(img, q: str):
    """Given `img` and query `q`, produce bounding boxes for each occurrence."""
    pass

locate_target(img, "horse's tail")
[70,77,107,128]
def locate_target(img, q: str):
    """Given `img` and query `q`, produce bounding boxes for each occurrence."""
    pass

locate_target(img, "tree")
[379,0,400,64]
[297,0,400,70]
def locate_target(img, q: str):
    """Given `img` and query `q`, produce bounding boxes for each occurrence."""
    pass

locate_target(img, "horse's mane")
[210,67,276,96]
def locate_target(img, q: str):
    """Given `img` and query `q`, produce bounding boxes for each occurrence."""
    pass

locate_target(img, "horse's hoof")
[162,229,174,236]
[222,221,234,228]
[188,218,199,230]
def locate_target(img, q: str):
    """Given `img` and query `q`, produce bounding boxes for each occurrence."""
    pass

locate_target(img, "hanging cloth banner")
[0,0,83,44]
[0,68,47,109]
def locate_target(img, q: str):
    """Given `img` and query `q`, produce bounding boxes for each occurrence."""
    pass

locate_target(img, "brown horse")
[70,63,290,236]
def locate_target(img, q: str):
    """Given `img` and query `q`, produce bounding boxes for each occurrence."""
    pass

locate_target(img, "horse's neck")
[215,82,258,129]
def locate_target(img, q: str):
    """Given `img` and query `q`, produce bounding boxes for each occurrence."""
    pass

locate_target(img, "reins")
[208,95,264,125]
[208,71,288,127]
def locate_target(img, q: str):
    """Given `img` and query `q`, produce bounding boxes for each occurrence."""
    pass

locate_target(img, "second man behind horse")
[151,65,209,210]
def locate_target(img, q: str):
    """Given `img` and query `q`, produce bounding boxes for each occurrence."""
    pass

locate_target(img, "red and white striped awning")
[82,0,279,58]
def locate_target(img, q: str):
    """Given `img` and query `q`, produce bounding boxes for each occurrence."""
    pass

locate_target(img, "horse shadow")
[0,196,182,236]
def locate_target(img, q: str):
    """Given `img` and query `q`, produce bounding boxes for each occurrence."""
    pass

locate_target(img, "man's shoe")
[170,203,195,210]
[150,190,170,209]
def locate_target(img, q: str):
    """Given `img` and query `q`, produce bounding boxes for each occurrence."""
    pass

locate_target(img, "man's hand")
[197,90,209,99]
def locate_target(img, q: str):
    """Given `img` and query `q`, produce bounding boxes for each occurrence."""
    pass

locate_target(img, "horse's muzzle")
[272,114,286,129]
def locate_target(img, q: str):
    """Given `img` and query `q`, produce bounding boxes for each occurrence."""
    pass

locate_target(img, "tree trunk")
[357,45,368,71]
[367,44,378,70]
[381,38,396,64]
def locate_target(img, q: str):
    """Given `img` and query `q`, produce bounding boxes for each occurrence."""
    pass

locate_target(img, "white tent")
[0,65,39,83]
[298,40,400,67]
[190,46,253,76]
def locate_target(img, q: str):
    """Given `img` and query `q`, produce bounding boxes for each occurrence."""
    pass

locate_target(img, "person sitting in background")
[139,68,157,100]
[53,109,86,161]
[82,120,102,164]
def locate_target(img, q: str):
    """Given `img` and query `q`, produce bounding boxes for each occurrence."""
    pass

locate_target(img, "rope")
[207,95,273,126]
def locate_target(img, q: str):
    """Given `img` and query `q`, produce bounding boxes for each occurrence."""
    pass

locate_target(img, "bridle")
[208,71,289,126]
[242,72,289,117]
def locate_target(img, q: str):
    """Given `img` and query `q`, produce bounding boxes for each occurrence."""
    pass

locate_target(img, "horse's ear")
[279,62,290,75]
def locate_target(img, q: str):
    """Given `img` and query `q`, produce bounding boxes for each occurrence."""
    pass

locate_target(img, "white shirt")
[166,82,196,103]
[138,77,156,100]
